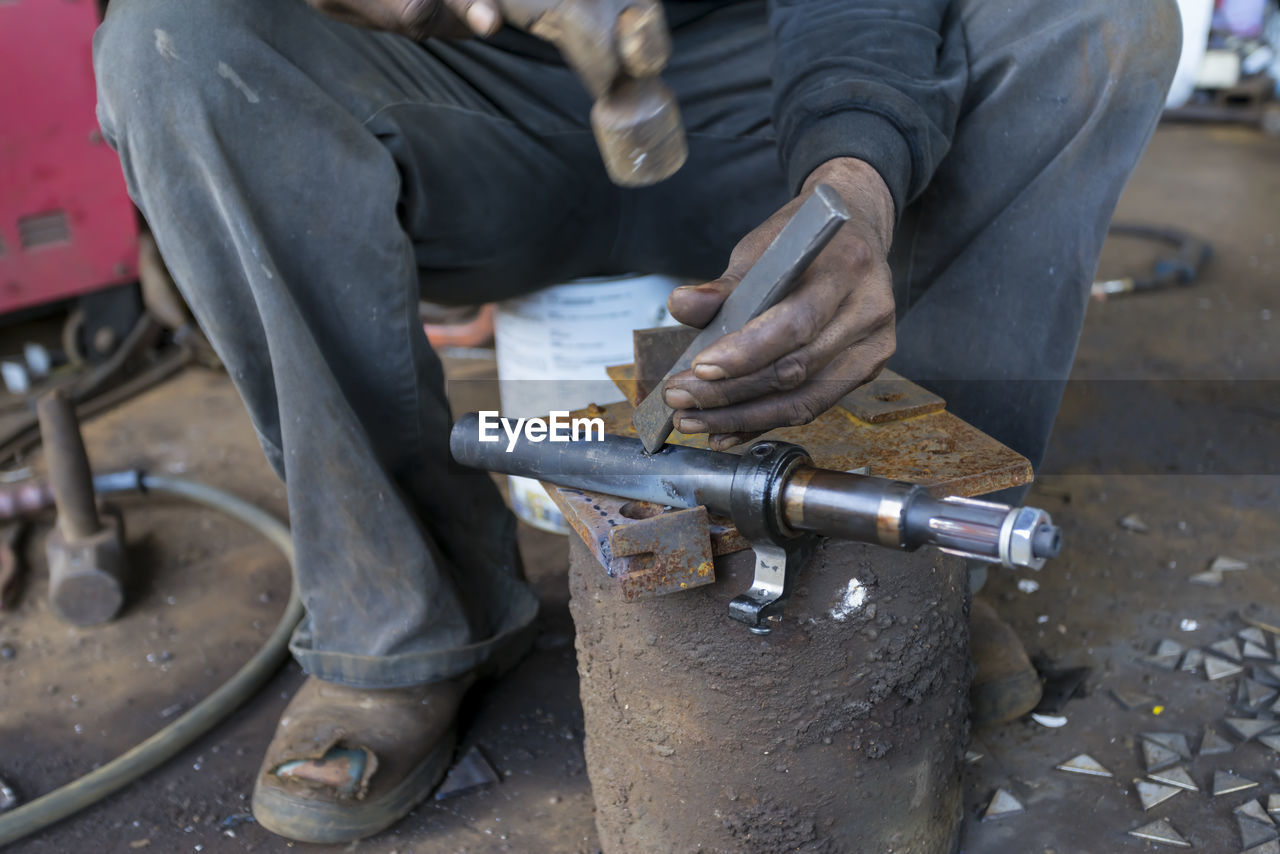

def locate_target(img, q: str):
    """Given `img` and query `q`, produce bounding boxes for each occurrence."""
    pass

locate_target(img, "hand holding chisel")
[634,159,897,452]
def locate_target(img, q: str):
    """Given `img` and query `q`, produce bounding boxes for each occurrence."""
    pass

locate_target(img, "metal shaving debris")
[1224,717,1280,741]
[1199,728,1235,756]
[1240,627,1270,646]
[1244,640,1274,660]
[1136,779,1183,810]
[1205,656,1245,681]
[1238,815,1279,849]
[1236,800,1275,826]
[1213,770,1259,796]
[1118,514,1150,533]
[1241,841,1280,854]
[1055,754,1112,778]
[1142,740,1181,772]
[1017,578,1040,594]
[1241,679,1278,710]
[1030,713,1067,728]
[982,788,1024,821]
[1188,571,1223,586]
[1179,618,1199,632]
[433,746,500,801]
[1127,819,1191,848]
[1142,732,1192,760]
[1111,688,1157,710]
[1154,639,1185,658]
[1149,766,1198,792]
[965,751,983,764]
[1210,638,1244,661]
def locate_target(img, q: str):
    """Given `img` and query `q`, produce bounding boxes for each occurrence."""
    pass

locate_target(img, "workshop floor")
[1,123,1277,854]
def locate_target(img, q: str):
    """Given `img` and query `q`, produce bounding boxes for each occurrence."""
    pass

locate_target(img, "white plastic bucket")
[1166,0,1215,109]
[494,274,683,533]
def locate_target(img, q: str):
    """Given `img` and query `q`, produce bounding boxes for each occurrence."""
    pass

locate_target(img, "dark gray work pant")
[93,0,1180,688]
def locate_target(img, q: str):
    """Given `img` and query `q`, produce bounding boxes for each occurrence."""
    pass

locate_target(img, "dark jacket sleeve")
[768,0,966,215]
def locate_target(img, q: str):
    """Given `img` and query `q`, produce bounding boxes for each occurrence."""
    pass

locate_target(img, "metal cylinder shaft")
[450,412,1061,570]
[450,412,737,509]
[36,389,100,540]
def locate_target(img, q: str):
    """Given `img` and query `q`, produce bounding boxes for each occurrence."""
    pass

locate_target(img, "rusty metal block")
[633,325,699,401]
[550,489,718,600]
[837,369,945,423]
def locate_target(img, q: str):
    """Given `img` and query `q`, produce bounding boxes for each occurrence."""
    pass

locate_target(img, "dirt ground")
[0,123,1277,853]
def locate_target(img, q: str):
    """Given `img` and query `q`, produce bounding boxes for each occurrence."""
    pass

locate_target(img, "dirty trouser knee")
[91,0,558,688]
[886,0,1183,490]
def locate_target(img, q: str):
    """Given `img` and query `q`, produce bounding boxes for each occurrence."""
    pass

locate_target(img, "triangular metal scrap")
[1236,800,1275,826]
[1238,816,1280,850]
[1055,754,1112,778]
[1241,841,1280,854]
[1200,727,1235,755]
[1241,679,1278,710]
[1143,732,1193,761]
[1240,627,1270,646]
[1180,648,1205,673]
[1136,779,1183,810]
[965,750,983,765]
[1213,770,1259,796]
[1150,766,1199,792]
[1154,639,1185,658]
[1256,664,1280,687]
[1267,793,1280,815]
[1189,570,1223,586]
[1261,735,1280,753]
[1143,740,1182,773]
[982,788,1024,821]
[1112,688,1157,710]
[1206,656,1245,681]
[1127,819,1191,848]
[1224,717,1279,741]
[1211,555,1249,572]
[1211,638,1245,661]
[433,746,500,800]
[1244,641,1274,661]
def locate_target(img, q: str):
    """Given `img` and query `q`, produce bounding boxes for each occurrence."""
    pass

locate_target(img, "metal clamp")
[726,441,815,633]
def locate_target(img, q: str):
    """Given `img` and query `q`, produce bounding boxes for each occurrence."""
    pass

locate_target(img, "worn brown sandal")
[969,597,1043,727]
[251,675,471,844]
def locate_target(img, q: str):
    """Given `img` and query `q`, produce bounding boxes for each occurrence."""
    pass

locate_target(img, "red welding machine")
[0,0,139,317]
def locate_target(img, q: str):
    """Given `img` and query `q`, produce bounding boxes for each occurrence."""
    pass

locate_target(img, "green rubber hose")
[0,471,302,848]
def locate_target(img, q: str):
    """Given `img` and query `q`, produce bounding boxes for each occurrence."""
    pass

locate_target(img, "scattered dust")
[217,62,260,104]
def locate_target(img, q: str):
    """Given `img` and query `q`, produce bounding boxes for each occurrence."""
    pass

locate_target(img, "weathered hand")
[664,157,897,450]
[307,0,502,40]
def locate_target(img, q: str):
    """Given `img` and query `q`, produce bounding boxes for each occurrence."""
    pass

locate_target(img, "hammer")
[36,390,127,626]
[499,0,687,186]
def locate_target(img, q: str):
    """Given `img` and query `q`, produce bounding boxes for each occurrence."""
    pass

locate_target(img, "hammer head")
[504,0,687,186]
[591,77,687,186]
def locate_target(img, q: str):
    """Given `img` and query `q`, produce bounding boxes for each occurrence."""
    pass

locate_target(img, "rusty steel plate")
[837,369,945,423]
